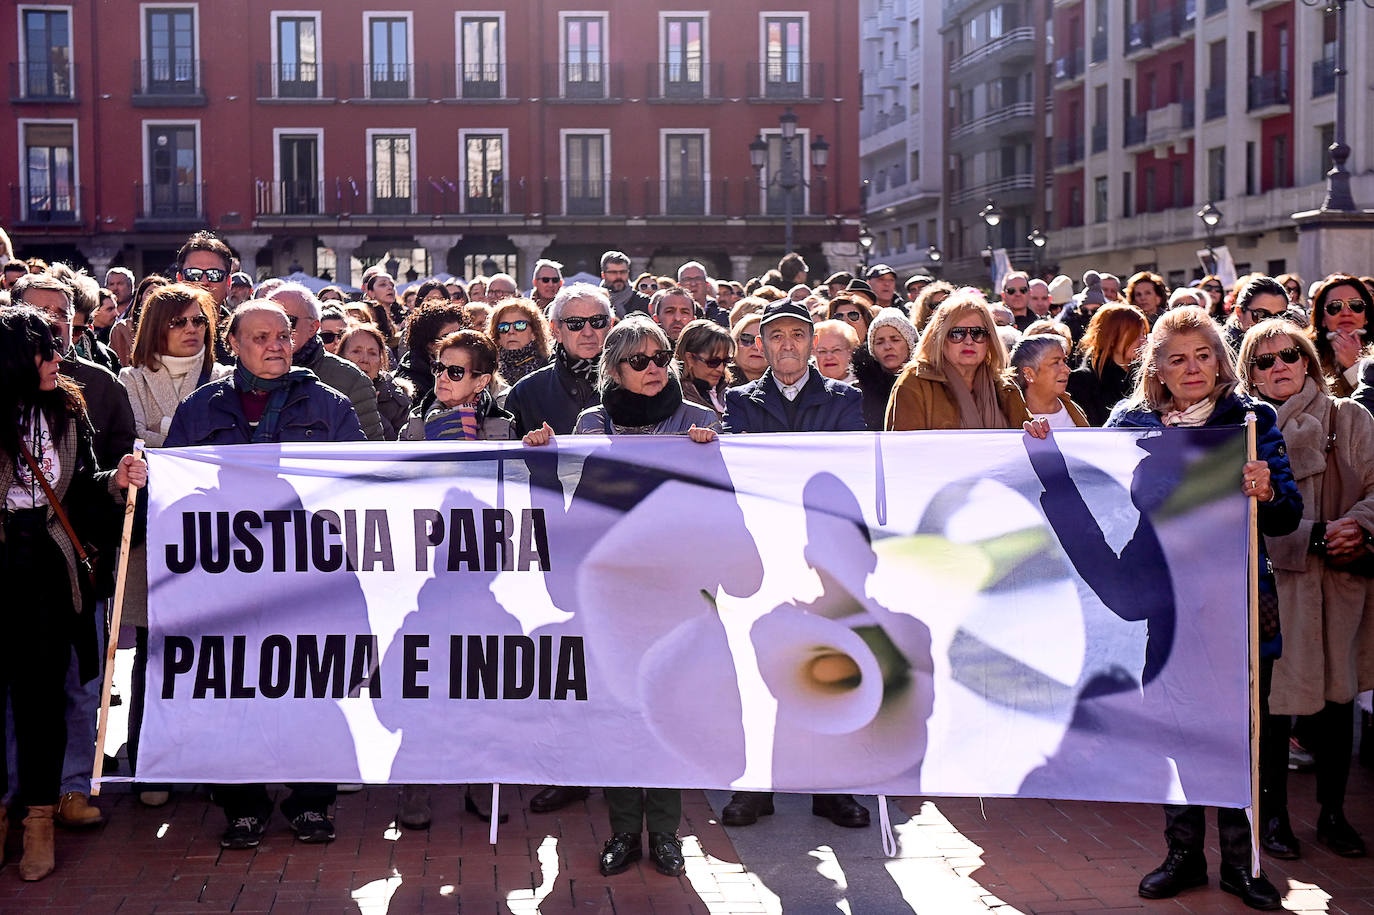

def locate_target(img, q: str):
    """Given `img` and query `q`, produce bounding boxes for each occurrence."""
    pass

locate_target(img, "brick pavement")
[1,764,1371,913]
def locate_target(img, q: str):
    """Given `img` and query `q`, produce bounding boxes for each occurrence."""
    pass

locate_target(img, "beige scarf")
[943,363,1009,429]
[1162,396,1216,427]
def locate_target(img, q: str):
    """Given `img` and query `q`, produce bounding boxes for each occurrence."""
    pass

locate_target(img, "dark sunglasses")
[947,325,990,343]
[168,314,210,330]
[1249,346,1303,371]
[1325,298,1367,316]
[319,330,345,344]
[619,349,673,372]
[1284,284,1301,294]
[737,332,758,347]
[835,310,864,323]
[637,282,656,292]
[1003,285,1029,294]
[180,267,228,283]
[1242,307,1284,322]
[497,320,530,334]
[560,314,610,331]
[1203,284,1223,294]
[690,353,729,368]
[432,362,485,381]
[536,276,561,284]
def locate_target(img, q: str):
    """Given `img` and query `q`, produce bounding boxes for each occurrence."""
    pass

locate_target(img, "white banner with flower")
[137,427,1251,807]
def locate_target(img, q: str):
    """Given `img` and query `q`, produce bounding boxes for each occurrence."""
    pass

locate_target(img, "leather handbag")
[16,438,101,592]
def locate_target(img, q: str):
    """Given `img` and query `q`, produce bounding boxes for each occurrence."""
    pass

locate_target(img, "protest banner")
[135,427,1251,808]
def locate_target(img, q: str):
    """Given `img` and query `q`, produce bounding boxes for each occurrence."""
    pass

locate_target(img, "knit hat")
[1048,274,1074,306]
[867,306,918,353]
[1080,270,1105,308]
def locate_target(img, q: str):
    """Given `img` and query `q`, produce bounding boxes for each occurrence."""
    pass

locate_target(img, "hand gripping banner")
[138,427,1251,807]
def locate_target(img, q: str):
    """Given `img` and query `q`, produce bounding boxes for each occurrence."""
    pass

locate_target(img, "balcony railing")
[349,62,432,100]
[1205,0,1227,13]
[948,101,1033,141]
[1123,114,1147,147]
[1145,101,1193,145]
[252,175,833,220]
[1053,135,1085,166]
[647,61,724,101]
[9,184,83,225]
[256,61,338,99]
[1312,58,1336,97]
[9,61,76,102]
[1091,122,1108,153]
[1091,31,1109,62]
[745,61,826,101]
[1205,84,1226,120]
[1247,70,1289,111]
[132,59,205,104]
[134,181,207,226]
[949,27,1035,75]
[950,174,1035,205]
[1053,48,1084,82]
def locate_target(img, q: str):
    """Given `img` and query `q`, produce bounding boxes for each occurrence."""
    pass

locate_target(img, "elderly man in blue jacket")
[719,298,869,830]
[723,299,865,435]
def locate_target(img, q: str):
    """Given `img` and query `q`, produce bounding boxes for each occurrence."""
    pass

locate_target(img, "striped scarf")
[423,401,481,441]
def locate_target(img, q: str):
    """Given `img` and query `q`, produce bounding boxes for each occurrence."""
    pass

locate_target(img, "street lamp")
[1197,201,1223,272]
[979,199,1003,281]
[748,107,830,254]
[858,226,875,272]
[1298,0,1371,211]
[1027,228,1048,276]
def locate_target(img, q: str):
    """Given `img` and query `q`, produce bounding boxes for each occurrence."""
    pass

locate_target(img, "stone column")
[819,240,861,278]
[79,243,122,283]
[1293,209,1374,284]
[318,234,369,288]
[507,233,556,285]
[220,233,274,279]
[413,233,463,278]
[728,254,755,283]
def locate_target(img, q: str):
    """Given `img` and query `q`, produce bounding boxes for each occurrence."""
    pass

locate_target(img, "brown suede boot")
[19,804,56,881]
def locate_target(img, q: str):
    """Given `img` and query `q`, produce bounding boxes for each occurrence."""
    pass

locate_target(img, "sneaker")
[221,816,266,849]
[1289,737,1315,771]
[290,810,336,844]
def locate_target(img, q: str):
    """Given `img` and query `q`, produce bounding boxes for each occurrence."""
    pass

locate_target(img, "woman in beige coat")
[1239,318,1374,861]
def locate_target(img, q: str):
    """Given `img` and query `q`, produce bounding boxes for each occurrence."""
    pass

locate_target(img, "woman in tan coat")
[1240,318,1374,861]
[885,291,1031,431]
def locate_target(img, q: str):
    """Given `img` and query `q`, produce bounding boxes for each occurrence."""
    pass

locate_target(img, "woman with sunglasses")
[339,324,412,440]
[486,298,552,387]
[1,304,146,881]
[633,272,658,296]
[400,330,512,443]
[1238,318,1374,863]
[1276,273,1305,309]
[910,281,955,333]
[728,312,769,384]
[1307,274,1374,397]
[675,318,736,421]
[826,293,875,341]
[395,300,468,401]
[886,292,1030,431]
[1199,274,1226,318]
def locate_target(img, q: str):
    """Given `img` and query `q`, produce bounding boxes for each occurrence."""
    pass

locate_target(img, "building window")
[274,15,318,98]
[564,132,608,215]
[459,15,502,98]
[145,7,197,94]
[1093,176,1108,223]
[463,133,505,214]
[276,132,320,215]
[367,15,411,99]
[1245,140,1256,195]
[563,14,607,99]
[1207,146,1225,201]
[1143,169,1157,211]
[1069,187,1083,226]
[145,123,198,218]
[22,122,76,222]
[20,8,73,99]
[370,132,413,214]
[762,14,805,98]
[662,15,705,99]
[1121,171,1132,218]
[1170,161,1184,207]
[1273,133,1290,189]
[663,132,706,215]
[762,133,807,216]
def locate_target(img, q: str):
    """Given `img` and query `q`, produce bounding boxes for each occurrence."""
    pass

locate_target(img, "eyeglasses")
[1249,346,1303,371]
[432,362,485,381]
[1203,284,1223,294]
[180,267,228,284]
[168,314,210,330]
[1242,307,1284,322]
[619,349,673,372]
[319,330,345,344]
[1325,298,1367,316]
[737,332,759,347]
[637,283,656,292]
[947,325,990,343]
[560,314,610,331]
[813,346,852,359]
[497,320,530,335]
[1284,285,1301,294]
[835,310,864,323]
[689,353,729,368]
[1003,285,1029,295]
[536,276,562,284]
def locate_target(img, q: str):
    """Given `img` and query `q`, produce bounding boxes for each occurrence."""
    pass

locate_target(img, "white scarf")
[132,349,208,445]
[1162,397,1216,427]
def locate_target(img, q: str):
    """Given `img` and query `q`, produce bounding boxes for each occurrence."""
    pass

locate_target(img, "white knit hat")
[1047,274,1074,306]
[867,306,918,352]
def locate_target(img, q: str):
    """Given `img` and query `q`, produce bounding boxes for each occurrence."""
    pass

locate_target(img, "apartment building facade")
[6,1,861,285]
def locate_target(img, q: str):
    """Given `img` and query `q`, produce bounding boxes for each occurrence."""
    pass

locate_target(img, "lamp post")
[979,198,1003,283]
[858,225,874,273]
[1298,0,1371,212]
[1197,201,1223,267]
[926,244,943,276]
[1027,228,1048,276]
[749,107,830,254]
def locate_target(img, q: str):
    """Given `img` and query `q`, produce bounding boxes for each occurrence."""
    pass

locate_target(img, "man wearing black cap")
[721,300,868,829]
[843,277,878,311]
[227,272,254,310]
[866,264,901,311]
[905,274,933,304]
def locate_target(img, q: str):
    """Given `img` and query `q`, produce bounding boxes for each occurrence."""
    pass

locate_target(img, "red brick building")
[6,1,860,285]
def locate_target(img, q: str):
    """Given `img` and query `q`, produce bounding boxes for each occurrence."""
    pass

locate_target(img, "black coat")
[504,356,600,435]
[851,345,897,432]
[1066,359,1134,427]
[723,367,866,434]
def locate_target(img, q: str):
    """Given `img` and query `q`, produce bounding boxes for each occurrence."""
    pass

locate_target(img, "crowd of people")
[1,227,1373,909]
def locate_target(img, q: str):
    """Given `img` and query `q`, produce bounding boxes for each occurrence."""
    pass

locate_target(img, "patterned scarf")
[422,390,492,441]
[292,333,324,368]
[556,343,599,387]
[1162,397,1217,427]
[234,364,313,443]
[499,340,546,384]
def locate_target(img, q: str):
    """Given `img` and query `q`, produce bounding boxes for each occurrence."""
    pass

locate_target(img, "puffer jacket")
[164,372,366,446]
[297,342,386,440]
[374,372,414,440]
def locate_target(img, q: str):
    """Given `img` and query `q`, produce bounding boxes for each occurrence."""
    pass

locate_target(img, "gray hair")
[598,314,675,395]
[254,277,287,300]
[531,258,564,283]
[677,260,707,280]
[600,250,630,272]
[105,266,135,287]
[486,272,519,292]
[549,282,613,324]
[1008,333,1069,389]
[1028,279,1049,293]
[226,300,292,340]
[267,281,322,320]
[49,263,99,317]
[10,272,74,317]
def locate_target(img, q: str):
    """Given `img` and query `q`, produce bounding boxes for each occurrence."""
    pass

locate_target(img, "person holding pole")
[1238,317,1374,859]
[0,304,146,881]
[1106,306,1301,911]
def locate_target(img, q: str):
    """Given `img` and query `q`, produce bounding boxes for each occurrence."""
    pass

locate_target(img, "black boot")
[721,792,773,827]
[1137,847,1207,899]
[811,794,870,828]
[528,785,590,813]
[1260,814,1300,860]
[1219,864,1283,910]
[1317,809,1366,857]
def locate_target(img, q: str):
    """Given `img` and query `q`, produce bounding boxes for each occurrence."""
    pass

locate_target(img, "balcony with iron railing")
[9,184,83,226]
[1053,47,1085,83]
[646,61,724,102]
[744,61,827,101]
[1205,84,1226,120]
[1091,122,1108,153]
[1247,70,1289,113]
[949,27,1036,76]
[1053,135,1085,167]
[132,59,205,105]
[950,174,1035,206]
[256,61,338,101]
[1205,0,1227,14]
[1312,58,1336,97]
[862,103,909,141]
[948,101,1035,142]
[1091,31,1109,63]
[9,61,77,103]
[1123,114,1147,147]
[134,181,208,228]
[347,62,434,101]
